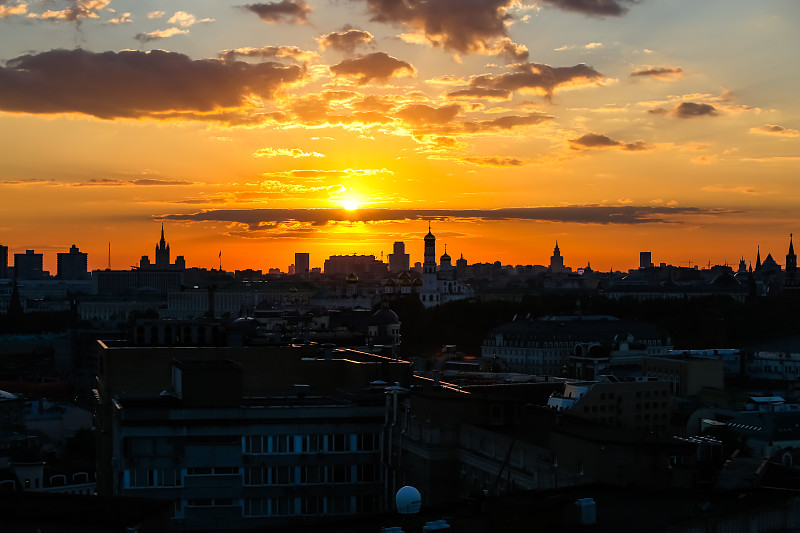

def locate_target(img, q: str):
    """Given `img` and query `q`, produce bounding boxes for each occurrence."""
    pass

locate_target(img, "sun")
[341,199,360,211]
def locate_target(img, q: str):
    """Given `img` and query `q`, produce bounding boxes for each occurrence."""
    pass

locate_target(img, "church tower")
[155,223,170,269]
[420,222,439,306]
[786,233,797,286]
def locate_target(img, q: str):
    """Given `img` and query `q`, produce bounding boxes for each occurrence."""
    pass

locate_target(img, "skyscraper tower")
[155,223,170,269]
[549,241,565,273]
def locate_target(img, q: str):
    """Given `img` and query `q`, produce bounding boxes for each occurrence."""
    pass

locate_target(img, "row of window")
[243,433,379,455]
[125,464,380,489]
[243,464,379,485]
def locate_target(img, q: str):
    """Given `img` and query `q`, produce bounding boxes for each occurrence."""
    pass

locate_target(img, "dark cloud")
[463,112,554,132]
[318,29,374,54]
[672,102,717,118]
[446,87,512,101]
[468,62,606,99]
[73,178,194,187]
[218,46,318,63]
[329,52,415,84]
[538,0,635,17]
[0,48,304,119]
[356,0,516,55]
[396,103,461,125]
[158,205,726,228]
[241,1,311,24]
[459,156,527,167]
[569,133,649,151]
[630,66,683,80]
[750,124,799,137]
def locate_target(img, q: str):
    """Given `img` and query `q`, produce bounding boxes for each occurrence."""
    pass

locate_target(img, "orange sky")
[0,0,798,273]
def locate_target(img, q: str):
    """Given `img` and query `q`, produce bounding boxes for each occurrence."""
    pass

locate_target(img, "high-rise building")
[549,241,565,273]
[14,249,45,280]
[0,244,7,279]
[388,242,409,273]
[155,223,170,269]
[640,251,653,269]
[57,244,88,280]
[294,252,310,277]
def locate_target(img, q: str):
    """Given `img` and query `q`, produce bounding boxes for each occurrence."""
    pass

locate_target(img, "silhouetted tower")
[155,224,170,269]
[550,241,565,273]
[421,223,439,306]
[786,233,797,287]
[755,245,762,272]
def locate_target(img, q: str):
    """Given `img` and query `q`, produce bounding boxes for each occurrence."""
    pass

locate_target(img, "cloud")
[446,87,512,101]
[147,11,164,19]
[701,184,758,195]
[241,1,311,24]
[356,0,519,56]
[0,2,27,18]
[750,124,799,137]
[672,102,717,118]
[396,103,461,125]
[631,66,683,80]
[649,102,718,118]
[329,52,415,84]
[458,156,529,167]
[168,11,204,27]
[318,29,374,54]
[253,148,326,158]
[466,62,607,99]
[219,46,319,63]
[569,132,649,151]
[26,0,109,21]
[463,112,553,132]
[73,178,194,187]
[538,0,635,17]
[135,27,189,42]
[0,48,304,120]
[106,12,131,24]
[158,205,728,229]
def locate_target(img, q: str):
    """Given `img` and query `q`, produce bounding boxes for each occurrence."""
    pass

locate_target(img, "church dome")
[373,305,400,325]
[711,272,740,287]
[398,271,412,280]
[440,251,450,262]
[384,278,397,287]
[412,277,423,286]
[346,272,359,283]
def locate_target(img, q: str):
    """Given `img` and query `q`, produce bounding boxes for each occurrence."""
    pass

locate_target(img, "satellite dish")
[396,485,421,514]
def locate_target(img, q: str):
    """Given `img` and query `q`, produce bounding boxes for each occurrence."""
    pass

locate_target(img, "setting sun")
[341,199,360,211]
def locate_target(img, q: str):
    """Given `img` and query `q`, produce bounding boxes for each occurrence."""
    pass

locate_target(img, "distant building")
[549,241,569,274]
[640,251,653,269]
[482,315,671,377]
[56,244,88,280]
[0,244,7,279]
[294,252,310,277]
[323,254,387,279]
[388,242,409,273]
[139,225,185,271]
[14,249,46,280]
[418,224,473,308]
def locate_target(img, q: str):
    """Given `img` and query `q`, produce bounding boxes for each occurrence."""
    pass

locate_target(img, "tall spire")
[756,245,762,271]
[160,223,166,247]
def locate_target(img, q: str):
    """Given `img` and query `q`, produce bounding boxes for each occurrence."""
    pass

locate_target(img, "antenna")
[108,242,111,270]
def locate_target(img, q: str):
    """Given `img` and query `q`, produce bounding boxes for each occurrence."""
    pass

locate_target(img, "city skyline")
[0,1,798,272]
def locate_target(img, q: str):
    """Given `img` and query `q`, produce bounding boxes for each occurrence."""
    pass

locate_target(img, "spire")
[756,245,762,271]
[160,223,166,247]
[790,233,795,255]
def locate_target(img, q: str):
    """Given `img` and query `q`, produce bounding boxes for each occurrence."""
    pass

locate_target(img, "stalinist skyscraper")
[155,224,170,269]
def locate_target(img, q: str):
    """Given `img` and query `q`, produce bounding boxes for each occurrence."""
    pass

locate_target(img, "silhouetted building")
[294,252,310,277]
[139,225,185,271]
[549,241,567,273]
[640,251,653,269]
[56,244,88,280]
[0,244,7,279]
[388,241,409,273]
[14,249,46,280]
[324,254,387,279]
[419,224,473,308]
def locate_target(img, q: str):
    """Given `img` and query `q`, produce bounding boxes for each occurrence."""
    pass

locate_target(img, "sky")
[0,0,798,274]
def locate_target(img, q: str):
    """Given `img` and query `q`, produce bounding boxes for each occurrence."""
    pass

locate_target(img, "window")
[244,467,267,486]
[128,469,155,488]
[357,433,378,452]
[157,469,181,487]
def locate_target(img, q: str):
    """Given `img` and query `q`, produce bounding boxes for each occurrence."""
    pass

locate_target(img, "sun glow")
[341,198,360,211]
